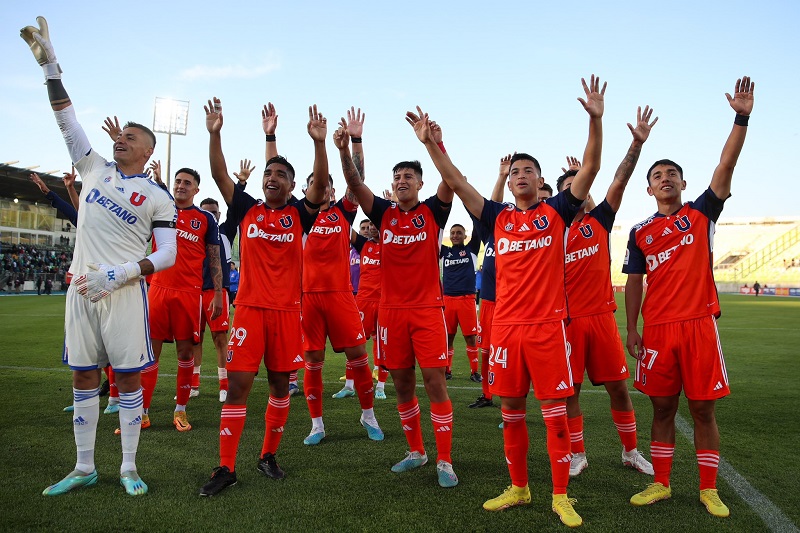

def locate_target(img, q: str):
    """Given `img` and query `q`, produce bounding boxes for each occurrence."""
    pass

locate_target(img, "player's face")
[538,188,552,201]
[201,203,220,222]
[450,226,465,246]
[306,176,333,208]
[392,168,422,204]
[369,222,379,240]
[173,172,199,207]
[113,127,154,167]
[508,160,543,201]
[359,221,370,237]
[647,164,685,201]
[263,163,295,205]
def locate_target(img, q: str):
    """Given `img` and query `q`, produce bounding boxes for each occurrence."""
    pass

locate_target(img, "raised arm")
[492,154,512,202]
[710,76,754,200]
[429,120,455,205]
[341,107,366,205]
[233,159,255,189]
[62,165,80,211]
[406,107,483,218]
[204,97,235,205]
[568,75,606,201]
[605,106,658,212]
[262,102,278,161]
[305,105,329,210]
[102,116,122,143]
[335,127,375,215]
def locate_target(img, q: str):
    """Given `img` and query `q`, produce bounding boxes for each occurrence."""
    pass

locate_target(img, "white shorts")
[64,279,155,372]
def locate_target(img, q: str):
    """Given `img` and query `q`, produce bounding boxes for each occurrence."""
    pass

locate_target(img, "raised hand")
[333,127,349,150]
[430,121,443,144]
[628,106,658,144]
[262,102,278,135]
[405,106,433,144]
[63,165,77,187]
[577,74,606,118]
[499,154,513,177]
[147,160,163,185]
[204,97,223,133]
[561,156,582,174]
[233,159,255,183]
[102,116,122,142]
[29,172,50,195]
[345,107,365,138]
[20,16,58,67]
[726,76,755,116]
[307,105,327,142]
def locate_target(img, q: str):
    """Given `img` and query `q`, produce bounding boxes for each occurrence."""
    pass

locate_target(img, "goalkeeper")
[21,16,178,496]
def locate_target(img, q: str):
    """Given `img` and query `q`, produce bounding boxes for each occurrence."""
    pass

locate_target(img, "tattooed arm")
[605,105,658,212]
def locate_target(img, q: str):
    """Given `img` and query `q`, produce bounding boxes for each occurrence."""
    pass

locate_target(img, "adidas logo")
[356,333,364,340]
[557,454,572,463]
[436,426,451,432]
[307,394,317,401]
[438,354,447,360]
[519,223,531,231]
[129,415,141,426]
[556,381,569,391]
[73,416,87,426]
[293,355,303,363]
[180,384,191,389]
[272,426,284,433]
[713,381,724,391]
[661,227,673,236]
[621,365,627,373]
[402,424,413,431]
[220,427,232,436]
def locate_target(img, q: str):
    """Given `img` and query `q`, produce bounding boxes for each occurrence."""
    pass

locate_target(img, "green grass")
[0,293,798,532]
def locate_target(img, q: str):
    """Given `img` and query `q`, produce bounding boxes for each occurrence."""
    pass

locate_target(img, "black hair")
[646,159,684,183]
[360,219,370,225]
[556,170,579,192]
[540,182,554,195]
[175,167,201,185]
[509,153,542,175]
[265,156,296,182]
[450,224,466,231]
[306,172,334,186]
[392,160,423,178]
[123,121,157,149]
[200,198,218,207]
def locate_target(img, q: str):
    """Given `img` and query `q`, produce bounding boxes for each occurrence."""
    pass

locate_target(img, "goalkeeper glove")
[20,16,62,81]
[74,261,141,303]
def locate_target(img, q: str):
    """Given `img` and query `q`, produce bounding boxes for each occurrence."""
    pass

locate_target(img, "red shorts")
[302,291,366,352]
[201,289,230,333]
[488,321,573,400]
[635,315,729,400]
[148,285,201,343]
[444,294,478,336]
[567,312,629,385]
[377,307,448,370]
[356,295,379,339]
[226,305,304,373]
[477,299,495,351]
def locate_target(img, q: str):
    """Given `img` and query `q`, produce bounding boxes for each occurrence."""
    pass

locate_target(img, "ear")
[507,179,513,192]
[646,185,654,197]
[290,181,296,192]
[537,176,544,188]
[417,179,423,190]
[145,147,154,159]
[681,179,686,191]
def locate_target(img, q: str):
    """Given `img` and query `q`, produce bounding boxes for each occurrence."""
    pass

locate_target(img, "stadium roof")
[0,162,83,205]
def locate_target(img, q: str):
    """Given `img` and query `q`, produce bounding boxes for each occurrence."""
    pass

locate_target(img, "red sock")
[106,367,118,399]
[262,395,290,456]
[466,346,479,373]
[696,449,720,490]
[289,370,298,384]
[378,367,389,384]
[191,368,201,389]
[219,404,247,471]
[430,400,453,463]
[611,409,638,452]
[542,402,571,495]
[303,361,324,418]
[397,398,424,454]
[651,441,675,487]
[141,363,159,410]
[502,408,528,487]
[345,360,353,381]
[350,355,374,410]
[372,340,379,367]
[568,415,585,454]
[446,348,454,370]
[176,358,194,406]
[480,349,491,399]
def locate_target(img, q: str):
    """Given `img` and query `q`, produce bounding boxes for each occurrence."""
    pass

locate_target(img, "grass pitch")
[0,293,798,532]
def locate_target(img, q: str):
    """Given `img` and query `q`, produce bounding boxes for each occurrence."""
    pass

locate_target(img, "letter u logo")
[674,215,691,232]
[578,224,593,238]
[279,215,293,229]
[411,215,424,229]
[130,192,146,206]
[326,211,340,223]
[533,215,549,230]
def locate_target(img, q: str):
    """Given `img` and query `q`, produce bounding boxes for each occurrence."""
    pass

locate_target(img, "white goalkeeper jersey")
[68,150,176,277]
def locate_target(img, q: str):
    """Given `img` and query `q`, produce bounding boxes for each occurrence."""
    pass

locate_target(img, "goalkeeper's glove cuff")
[42,62,62,82]
[120,261,142,282]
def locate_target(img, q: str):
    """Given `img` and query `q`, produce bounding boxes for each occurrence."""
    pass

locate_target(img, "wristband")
[351,137,362,144]
[42,62,62,82]
[304,197,322,209]
[734,114,749,127]
[437,141,446,154]
[265,134,276,142]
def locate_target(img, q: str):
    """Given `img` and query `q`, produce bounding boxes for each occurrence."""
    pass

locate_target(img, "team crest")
[129,192,147,206]
[326,211,340,223]
[674,215,691,232]
[279,215,293,229]
[391,218,398,226]
[646,235,653,244]
[505,223,514,231]
[190,219,202,230]
[104,176,112,183]
[459,250,466,257]
[578,224,593,238]
[532,215,549,231]
[411,214,425,229]
[257,214,265,222]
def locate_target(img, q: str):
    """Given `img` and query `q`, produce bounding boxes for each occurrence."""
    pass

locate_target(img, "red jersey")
[150,205,219,294]
[228,187,316,310]
[303,199,357,292]
[367,194,450,309]
[565,200,617,318]
[623,188,725,326]
[356,238,381,302]
[480,192,582,326]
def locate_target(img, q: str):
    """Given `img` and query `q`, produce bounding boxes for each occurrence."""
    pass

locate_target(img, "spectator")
[228,262,239,306]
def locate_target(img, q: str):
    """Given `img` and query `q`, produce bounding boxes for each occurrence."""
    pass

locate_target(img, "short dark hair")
[392,160,423,178]
[450,224,465,231]
[360,219,370,226]
[265,156,296,182]
[123,121,156,149]
[556,170,579,192]
[509,153,542,175]
[646,159,684,183]
[540,182,554,195]
[306,172,334,186]
[175,167,201,185]
[200,198,218,207]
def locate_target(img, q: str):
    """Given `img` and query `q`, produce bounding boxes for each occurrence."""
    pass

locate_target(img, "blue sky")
[2,1,798,230]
